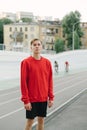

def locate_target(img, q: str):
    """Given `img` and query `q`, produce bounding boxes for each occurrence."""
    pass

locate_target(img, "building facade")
[3,21,62,51]
[81,22,87,49]
[16,11,34,21]
[0,12,16,22]
[3,21,87,51]
[4,22,39,51]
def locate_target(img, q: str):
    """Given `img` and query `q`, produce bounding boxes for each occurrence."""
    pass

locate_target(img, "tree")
[54,39,65,53]
[21,18,33,23]
[62,10,83,50]
[0,18,13,43]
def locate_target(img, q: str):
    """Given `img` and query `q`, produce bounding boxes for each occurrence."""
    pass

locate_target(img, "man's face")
[31,40,42,54]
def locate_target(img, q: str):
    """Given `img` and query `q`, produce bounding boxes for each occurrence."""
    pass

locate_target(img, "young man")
[65,61,69,72]
[20,38,54,130]
[54,60,59,73]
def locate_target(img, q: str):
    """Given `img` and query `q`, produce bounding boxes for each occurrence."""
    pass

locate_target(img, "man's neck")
[32,54,41,60]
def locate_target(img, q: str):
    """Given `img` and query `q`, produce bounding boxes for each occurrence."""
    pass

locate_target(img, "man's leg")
[36,117,44,130]
[25,119,34,130]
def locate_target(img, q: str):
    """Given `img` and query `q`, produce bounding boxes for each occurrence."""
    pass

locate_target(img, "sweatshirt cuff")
[21,98,30,104]
[24,100,30,104]
[49,97,54,101]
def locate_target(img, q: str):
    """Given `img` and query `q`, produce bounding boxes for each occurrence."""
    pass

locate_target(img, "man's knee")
[38,117,44,124]
[26,119,34,127]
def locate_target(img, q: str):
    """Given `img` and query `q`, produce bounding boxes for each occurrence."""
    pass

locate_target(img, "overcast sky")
[0,0,87,22]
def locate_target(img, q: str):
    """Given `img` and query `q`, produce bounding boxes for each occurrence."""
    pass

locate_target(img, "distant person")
[20,38,54,130]
[65,61,69,72]
[54,60,59,73]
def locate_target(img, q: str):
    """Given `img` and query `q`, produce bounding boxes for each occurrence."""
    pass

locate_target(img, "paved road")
[0,70,87,130]
[44,89,87,130]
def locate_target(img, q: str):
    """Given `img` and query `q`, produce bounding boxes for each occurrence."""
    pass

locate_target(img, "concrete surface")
[45,90,87,130]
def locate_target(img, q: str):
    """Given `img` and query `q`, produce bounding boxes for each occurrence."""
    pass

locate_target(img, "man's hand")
[24,103,32,111]
[48,100,53,108]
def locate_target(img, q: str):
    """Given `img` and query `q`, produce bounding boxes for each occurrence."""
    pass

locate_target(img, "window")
[55,29,58,33]
[15,27,17,31]
[9,34,12,38]
[20,27,22,32]
[63,31,65,37]
[25,27,28,31]
[25,34,28,39]
[42,28,46,33]
[9,27,12,32]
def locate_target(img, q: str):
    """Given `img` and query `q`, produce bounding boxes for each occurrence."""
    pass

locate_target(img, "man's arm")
[20,60,30,104]
[48,62,54,104]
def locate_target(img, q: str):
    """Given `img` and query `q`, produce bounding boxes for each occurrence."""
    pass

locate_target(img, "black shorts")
[26,101,47,119]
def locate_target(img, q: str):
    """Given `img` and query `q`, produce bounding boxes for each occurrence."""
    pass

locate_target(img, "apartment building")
[1,11,87,50]
[38,20,63,50]
[81,22,87,48]
[3,20,87,51]
[3,21,62,51]
[3,22,39,51]
[16,11,34,21]
[0,12,16,22]
[0,11,34,22]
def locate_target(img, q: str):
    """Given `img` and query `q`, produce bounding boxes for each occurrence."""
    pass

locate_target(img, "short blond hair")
[30,38,42,45]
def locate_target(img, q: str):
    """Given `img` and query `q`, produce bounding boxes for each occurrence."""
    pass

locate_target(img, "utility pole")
[72,21,80,50]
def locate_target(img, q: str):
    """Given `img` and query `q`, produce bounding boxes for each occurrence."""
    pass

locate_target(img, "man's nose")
[36,44,39,47]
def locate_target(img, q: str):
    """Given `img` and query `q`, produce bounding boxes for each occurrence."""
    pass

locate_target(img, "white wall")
[0,50,87,80]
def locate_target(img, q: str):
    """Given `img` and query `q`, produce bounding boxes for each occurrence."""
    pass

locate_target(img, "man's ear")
[30,46,32,50]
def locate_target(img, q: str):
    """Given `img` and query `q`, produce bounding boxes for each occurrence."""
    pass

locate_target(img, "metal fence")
[0,44,5,50]
[0,44,56,54]
[0,43,29,52]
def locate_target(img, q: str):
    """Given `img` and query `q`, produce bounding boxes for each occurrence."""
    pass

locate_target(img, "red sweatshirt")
[20,56,54,104]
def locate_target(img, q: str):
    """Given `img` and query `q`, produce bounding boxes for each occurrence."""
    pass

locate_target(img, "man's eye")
[33,44,36,46]
[33,43,41,46]
[38,43,41,46]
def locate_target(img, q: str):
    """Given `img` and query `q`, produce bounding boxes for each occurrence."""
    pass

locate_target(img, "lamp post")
[72,21,80,50]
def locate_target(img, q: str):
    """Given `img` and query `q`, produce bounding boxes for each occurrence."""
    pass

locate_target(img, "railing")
[0,44,5,50]
[0,43,29,52]
[0,43,56,54]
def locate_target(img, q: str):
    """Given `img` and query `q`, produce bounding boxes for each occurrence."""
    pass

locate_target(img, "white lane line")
[1,78,87,106]
[0,97,19,106]
[54,71,87,82]
[1,88,86,120]
[0,74,86,97]
[0,107,23,120]
[0,78,87,120]
[0,90,19,97]
[55,78,87,94]
[47,88,87,117]
[32,88,87,127]
[54,74,87,88]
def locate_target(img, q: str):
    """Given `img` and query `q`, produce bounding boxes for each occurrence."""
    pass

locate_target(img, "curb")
[32,88,87,130]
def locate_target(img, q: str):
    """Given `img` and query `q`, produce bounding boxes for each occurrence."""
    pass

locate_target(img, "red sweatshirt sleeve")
[48,62,54,101]
[20,60,30,104]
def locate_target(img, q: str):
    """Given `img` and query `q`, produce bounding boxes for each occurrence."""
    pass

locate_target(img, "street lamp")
[72,21,80,50]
